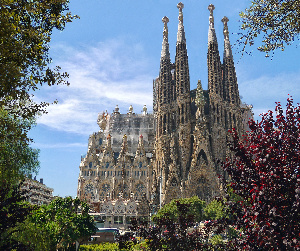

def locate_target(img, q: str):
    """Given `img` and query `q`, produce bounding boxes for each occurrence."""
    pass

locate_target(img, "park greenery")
[0,108,40,186]
[0,0,299,250]
[0,181,36,250]
[239,0,300,56]
[11,197,96,250]
[0,1,83,250]
[0,0,77,117]
[0,193,97,250]
[152,196,206,223]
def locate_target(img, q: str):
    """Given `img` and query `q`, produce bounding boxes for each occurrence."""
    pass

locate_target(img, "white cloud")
[238,71,300,120]
[35,39,154,135]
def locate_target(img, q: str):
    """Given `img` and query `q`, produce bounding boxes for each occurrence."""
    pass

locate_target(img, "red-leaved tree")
[223,97,300,250]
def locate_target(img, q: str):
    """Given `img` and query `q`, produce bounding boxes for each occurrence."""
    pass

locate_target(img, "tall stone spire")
[175,2,191,180]
[175,2,190,98]
[221,16,239,105]
[208,4,217,44]
[157,16,172,137]
[222,16,232,59]
[161,16,170,60]
[207,4,222,97]
[177,2,186,43]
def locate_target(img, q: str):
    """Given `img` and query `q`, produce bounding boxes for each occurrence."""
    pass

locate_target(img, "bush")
[133,240,149,250]
[79,243,118,251]
[79,241,149,251]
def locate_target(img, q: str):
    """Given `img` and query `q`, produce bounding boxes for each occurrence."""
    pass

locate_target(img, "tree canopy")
[0,0,77,118]
[222,97,300,249]
[203,199,225,220]
[239,0,300,56]
[0,0,77,185]
[13,197,97,250]
[0,181,35,250]
[152,196,206,223]
[0,107,40,186]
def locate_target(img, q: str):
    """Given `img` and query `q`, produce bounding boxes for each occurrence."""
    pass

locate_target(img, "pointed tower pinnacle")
[207,4,222,97]
[135,134,146,159]
[102,134,112,159]
[177,2,186,43]
[222,16,232,58]
[208,4,217,43]
[117,134,129,162]
[221,16,240,105]
[161,16,170,59]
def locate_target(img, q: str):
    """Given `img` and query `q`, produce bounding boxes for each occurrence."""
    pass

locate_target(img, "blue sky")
[29,0,300,197]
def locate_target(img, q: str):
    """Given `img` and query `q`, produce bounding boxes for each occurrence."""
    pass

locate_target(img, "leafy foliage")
[0,181,35,250]
[0,0,77,118]
[131,200,229,251]
[0,107,39,186]
[152,196,206,223]
[79,241,149,250]
[79,243,119,251]
[11,219,52,251]
[222,97,300,249]
[13,197,97,250]
[204,199,226,220]
[238,0,300,56]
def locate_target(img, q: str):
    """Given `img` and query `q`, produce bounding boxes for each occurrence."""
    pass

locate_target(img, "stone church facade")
[77,3,253,225]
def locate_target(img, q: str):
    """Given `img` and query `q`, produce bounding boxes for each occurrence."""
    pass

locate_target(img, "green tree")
[0,181,35,250]
[204,199,225,220]
[152,196,206,223]
[0,0,77,185]
[239,0,300,56]
[0,0,77,118]
[13,197,97,251]
[0,107,40,186]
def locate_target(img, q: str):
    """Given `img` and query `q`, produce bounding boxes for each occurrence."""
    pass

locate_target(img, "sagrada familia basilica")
[77,3,253,228]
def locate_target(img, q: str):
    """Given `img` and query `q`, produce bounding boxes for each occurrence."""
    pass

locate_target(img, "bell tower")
[175,2,191,180]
